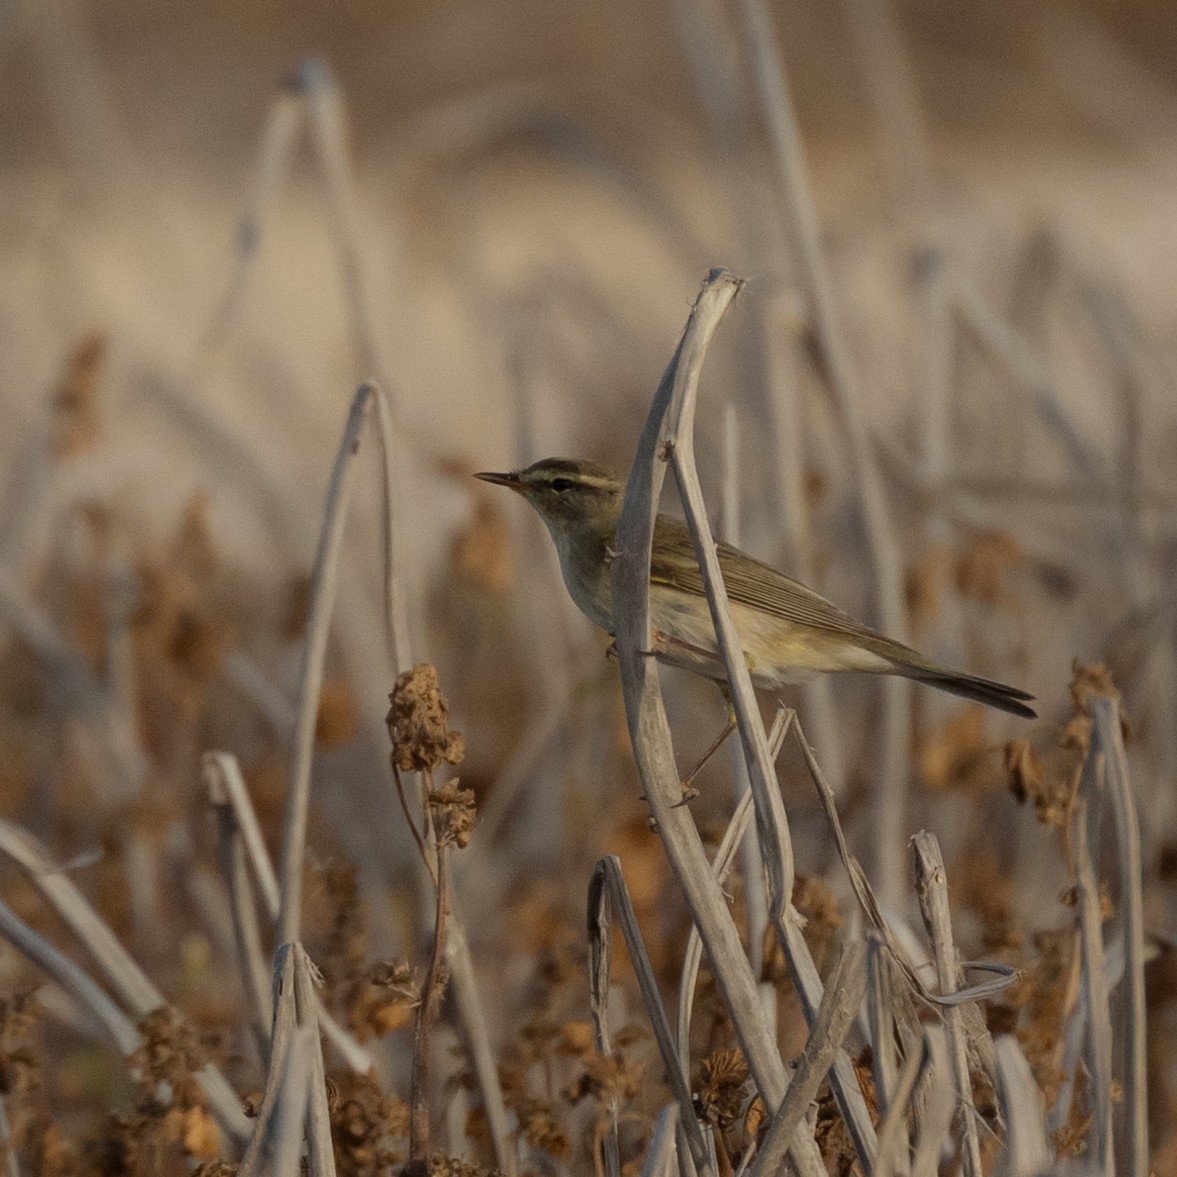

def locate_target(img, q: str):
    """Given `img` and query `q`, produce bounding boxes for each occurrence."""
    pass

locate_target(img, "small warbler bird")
[476,458,1035,718]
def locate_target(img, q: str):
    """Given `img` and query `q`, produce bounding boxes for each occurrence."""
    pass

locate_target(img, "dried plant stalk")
[277,384,374,944]
[911,832,982,1177]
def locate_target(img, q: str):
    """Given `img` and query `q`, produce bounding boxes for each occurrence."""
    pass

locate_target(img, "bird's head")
[475,457,624,540]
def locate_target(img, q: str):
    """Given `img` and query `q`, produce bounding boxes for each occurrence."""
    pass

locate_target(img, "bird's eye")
[549,478,574,493]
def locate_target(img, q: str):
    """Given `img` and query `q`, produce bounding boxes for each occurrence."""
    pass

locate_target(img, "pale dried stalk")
[874,1031,926,1177]
[0,898,140,1057]
[292,945,337,1177]
[733,0,914,907]
[611,270,825,1177]
[1090,696,1148,1177]
[239,944,300,1177]
[658,301,877,1165]
[675,710,793,1078]
[910,1026,954,1177]
[993,1035,1051,1176]
[194,84,304,371]
[589,857,710,1176]
[1072,790,1114,1176]
[911,832,983,1177]
[748,939,868,1177]
[277,384,374,944]
[641,1104,682,1177]
[0,820,251,1144]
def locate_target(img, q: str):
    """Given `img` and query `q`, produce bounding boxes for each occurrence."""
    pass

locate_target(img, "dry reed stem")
[292,945,337,1177]
[210,775,274,1055]
[675,710,793,1081]
[0,820,252,1143]
[910,832,983,1177]
[992,1035,1051,1176]
[1090,697,1147,1177]
[238,944,301,1176]
[641,1104,682,1177]
[446,922,518,1177]
[203,751,374,1073]
[0,898,140,1056]
[278,383,374,944]
[588,857,710,1176]
[1072,791,1114,1176]
[874,1029,925,1177]
[657,307,878,1162]
[193,85,304,373]
[733,0,913,908]
[910,1026,954,1177]
[611,270,824,1177]
[748,938,868,1177]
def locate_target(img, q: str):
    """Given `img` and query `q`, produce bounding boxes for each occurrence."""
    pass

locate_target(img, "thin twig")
[203,752,373,1074]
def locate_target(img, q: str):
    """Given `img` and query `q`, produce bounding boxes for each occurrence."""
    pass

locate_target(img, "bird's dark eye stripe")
[550,478,574,492]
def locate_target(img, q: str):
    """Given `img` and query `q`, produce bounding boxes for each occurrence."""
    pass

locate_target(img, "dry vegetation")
[1,0,1176,1174]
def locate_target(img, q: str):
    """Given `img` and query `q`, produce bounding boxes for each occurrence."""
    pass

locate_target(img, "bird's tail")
[899,662,1037,718]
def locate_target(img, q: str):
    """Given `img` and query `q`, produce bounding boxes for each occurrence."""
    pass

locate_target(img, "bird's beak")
[474,470,523,492]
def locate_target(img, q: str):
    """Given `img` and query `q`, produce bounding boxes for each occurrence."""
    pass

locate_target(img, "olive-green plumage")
[476,458,1035,719]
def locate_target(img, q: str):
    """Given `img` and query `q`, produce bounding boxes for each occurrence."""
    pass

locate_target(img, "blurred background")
[3,0,1177,1168]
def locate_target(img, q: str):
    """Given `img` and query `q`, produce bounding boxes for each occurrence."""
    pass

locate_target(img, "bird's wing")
[649,515,889,643]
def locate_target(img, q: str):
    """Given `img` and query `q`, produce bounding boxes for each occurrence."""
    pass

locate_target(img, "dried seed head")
[429,780,477,849]
[387,663,465,773]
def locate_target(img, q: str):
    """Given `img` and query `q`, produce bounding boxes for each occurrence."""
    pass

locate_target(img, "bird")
[475,457,1035,719]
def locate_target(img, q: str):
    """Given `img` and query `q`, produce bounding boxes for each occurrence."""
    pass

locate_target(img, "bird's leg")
[678,685,739,801]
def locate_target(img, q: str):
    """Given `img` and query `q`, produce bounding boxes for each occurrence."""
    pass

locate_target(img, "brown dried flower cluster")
[387,664,466,773]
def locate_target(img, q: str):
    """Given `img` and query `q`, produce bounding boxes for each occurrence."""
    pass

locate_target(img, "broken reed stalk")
[910,831,983,1177]
[238,944,336,1177]
[277,383,374,945]
[873,1029,925,1177]
[386,664,488,1176]
[611,270,825,1177]
[733,0,913,908]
